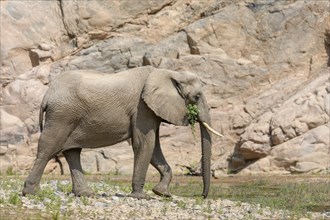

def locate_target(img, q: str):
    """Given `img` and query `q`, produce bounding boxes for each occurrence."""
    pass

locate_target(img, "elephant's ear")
[142,69,188,126]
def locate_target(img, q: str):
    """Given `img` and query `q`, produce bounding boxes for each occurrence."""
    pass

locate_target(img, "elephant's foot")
[73,187,94,197]
[152,184,172,197]
[128,191,153,200]
[22,181,40,196]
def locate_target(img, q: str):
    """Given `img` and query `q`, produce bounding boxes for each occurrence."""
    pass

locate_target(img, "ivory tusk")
[202,122,224,137]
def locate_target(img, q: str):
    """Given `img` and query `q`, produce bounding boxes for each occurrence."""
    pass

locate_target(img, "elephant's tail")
[39,93,49,132]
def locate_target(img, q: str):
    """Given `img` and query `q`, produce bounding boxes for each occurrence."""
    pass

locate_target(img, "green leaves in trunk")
[187,104,199,138]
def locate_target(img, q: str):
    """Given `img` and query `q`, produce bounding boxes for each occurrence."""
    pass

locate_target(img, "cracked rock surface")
[1,0,329,175]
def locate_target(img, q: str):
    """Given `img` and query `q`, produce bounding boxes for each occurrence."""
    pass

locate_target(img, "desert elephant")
[22,66,222,199]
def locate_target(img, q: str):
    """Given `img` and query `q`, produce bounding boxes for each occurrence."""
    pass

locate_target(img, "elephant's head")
[142,69,223,198]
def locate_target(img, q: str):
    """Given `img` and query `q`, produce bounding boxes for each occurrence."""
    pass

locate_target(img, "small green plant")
[194,196,204,206]
[8,192,21,205]
[52,211,60,220]
[6,167,15,176]
[28,184,63,217]
[57,181,72,194]
[144,182,154,191]
[33,185,56,202]
[176,200,187,209]
[0,197,5,205]
[80,196,90,206]
[217,208,223,215]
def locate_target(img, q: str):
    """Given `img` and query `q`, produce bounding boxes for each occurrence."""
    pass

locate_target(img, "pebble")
[111,195,120,201]
[94,201,107,207]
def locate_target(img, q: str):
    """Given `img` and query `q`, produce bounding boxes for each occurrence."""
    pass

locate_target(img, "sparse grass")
[56,181,72,194]
[0,174,329,219]
[27,184,62,219]
[80,196,90,206]
[90,174,330,216]
[176,199,187,209]
[8,192,21,206]
[170,175,330,217]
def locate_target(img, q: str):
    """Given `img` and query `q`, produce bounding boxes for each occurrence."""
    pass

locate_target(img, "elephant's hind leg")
[62,148,93,197]
[150,128,172,197]
[23,123,74,196]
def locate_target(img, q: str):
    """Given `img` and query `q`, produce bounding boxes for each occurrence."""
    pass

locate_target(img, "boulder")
[230,70,330,173]
[0,110,24,130]
[1,79,48,123]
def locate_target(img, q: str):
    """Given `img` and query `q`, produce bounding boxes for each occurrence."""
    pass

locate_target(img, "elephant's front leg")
[130,128,157,199]
[130,109,160,199]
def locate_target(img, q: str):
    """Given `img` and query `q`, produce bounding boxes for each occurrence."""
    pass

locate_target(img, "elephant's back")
[51,66,154,89]
[51,70,105,89]
[44,67,153,120]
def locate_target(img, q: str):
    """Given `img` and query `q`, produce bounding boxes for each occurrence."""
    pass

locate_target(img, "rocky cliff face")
[1,0,329,176]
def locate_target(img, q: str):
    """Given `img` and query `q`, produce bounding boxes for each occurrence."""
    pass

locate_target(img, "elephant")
[22,66,222,199]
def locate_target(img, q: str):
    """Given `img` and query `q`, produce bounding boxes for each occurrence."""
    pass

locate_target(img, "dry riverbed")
[0,175,329,219]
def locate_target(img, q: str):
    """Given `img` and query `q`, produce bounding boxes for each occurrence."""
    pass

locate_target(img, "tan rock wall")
[0,0,329,175]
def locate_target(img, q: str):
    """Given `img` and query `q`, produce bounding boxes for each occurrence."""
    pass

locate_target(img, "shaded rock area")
[0,0,329,176]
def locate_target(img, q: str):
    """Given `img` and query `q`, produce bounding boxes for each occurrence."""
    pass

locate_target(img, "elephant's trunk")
[199,121,211,198]
[196,94,213,198]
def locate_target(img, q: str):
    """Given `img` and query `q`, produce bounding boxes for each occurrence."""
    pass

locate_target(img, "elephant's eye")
[194,93,201,101]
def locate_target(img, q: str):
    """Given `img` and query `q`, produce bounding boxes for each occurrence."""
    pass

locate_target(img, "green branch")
[187,104,199,138]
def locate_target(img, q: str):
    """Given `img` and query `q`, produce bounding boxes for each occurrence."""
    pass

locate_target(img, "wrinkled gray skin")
[22,66,212,199]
